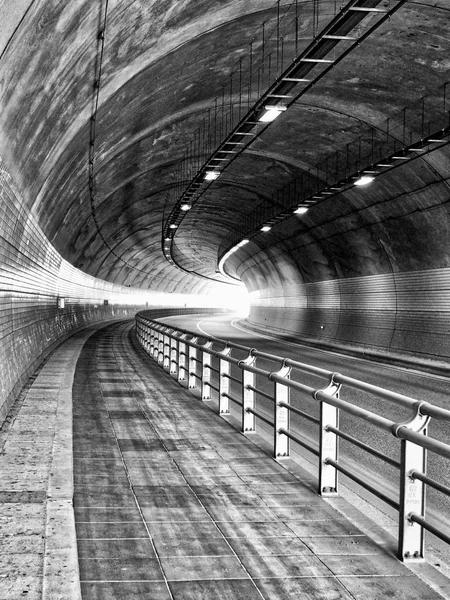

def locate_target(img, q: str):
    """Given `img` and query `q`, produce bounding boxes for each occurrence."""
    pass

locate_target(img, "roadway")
[155,312,450,565]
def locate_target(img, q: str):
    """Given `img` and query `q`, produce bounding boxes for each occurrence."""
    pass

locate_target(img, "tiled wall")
[0,159,175,426]
[243,258,450,362]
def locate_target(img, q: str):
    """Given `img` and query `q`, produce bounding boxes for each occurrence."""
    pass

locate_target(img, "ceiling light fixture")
[259,105,287,123]
[204,171,219,181]
[169,224,178,229]
[180,203,192,211]
[261,225,271,232]
[354,175,375,186]
[294,206,309,215]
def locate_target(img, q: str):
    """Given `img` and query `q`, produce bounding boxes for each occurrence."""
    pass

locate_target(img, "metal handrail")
[246,406,274,427]
[410,471,450,498]
[326,425,400,469]
[135,313,450,562]
[278,401,319,425]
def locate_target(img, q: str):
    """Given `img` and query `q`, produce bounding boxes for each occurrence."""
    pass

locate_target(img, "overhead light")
[169,224,178,229]
[204,171,219,181]
[259,105,287,123]
[238,239,249,247]
[180,203,192,211]
[354,175,375,186]
[294,206,309,215]
[261,225,271,232]
[165,237,171,241]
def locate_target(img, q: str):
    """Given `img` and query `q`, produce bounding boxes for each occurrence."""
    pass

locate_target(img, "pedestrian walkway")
[72,321,448,599]
[0,326,96,599]
[1,319,450,599]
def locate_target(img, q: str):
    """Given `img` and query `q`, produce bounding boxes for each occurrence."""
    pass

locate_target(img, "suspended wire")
[87,0,158,278]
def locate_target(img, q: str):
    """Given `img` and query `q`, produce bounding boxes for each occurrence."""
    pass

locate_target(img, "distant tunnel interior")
[0,0,449,422]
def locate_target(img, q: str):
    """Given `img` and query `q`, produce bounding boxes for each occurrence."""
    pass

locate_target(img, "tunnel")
[1,0,450,598]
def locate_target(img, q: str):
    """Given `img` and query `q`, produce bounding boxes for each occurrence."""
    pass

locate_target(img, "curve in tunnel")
[226,147,450,360]
[1,1,450,424]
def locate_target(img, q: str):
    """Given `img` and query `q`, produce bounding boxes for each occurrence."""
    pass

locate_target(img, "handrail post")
[240,350,257,433]
[396,405,430,561]
[147,326,152,353]
[159,329,166,365]
[136,318,143,345]
[170,332,178,375]
[163,330,171,370]
[140,320,146,351]
[147,325,154,358]
[273,362,292,459]
[178,333,188,384]
[188,336,199,389]
[201,341,213,400]
[316,373,341,497]
[219,345,231,415]
[149,326,156,358]
[157,329,164,363]
[141,322,148,352]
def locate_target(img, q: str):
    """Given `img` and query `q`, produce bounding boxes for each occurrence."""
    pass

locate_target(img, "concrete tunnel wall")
[0,158,145,424]
[227,146,450,361]
[1,1,450,430]
[0,158,227,427]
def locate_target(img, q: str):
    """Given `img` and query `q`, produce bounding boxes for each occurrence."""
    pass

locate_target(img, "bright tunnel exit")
[204,281,250,318]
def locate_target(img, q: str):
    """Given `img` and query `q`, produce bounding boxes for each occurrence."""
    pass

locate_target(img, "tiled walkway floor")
[72,321,447,599]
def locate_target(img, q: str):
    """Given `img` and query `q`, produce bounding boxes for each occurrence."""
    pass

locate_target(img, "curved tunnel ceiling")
[0,0,449,294]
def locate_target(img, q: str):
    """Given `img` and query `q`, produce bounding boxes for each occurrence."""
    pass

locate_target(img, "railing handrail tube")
[314,389,396,432]
[326,424,400,469]
[270,373,316,397]
[333,372,420,409]
[139,316,450,423]
[246,384,275,403]
[396,426,450,460]
[409,514,450,547]
[278,427,319,456]
[325,458,400,510]
[278,400,320,425]
[283,357,334,379]
[237,361,272,378]
[135,313,450,562]
[246,406,275,427]
[418,401,450,423]
[410,470,450,498]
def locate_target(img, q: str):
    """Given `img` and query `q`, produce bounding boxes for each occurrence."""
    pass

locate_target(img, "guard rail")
[135,313,450,562]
